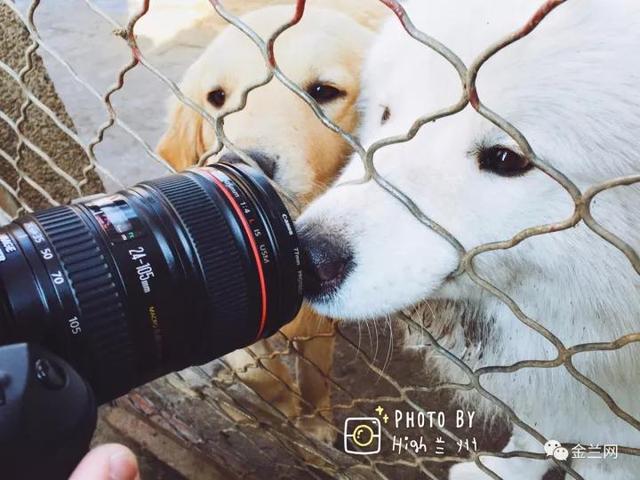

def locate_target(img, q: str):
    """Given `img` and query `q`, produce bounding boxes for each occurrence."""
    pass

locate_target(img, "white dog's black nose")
[220,151,277,179]
[298,224,353,300]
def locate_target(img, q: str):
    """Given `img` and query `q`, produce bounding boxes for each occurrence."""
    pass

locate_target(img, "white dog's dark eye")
[306,83,346,104]
[207,88,226,108]
[478,146,532,177]
[381,106,391,125]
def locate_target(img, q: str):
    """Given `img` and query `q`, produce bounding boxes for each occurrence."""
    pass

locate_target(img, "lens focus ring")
[147,174,253,354]
[33,206,134,399]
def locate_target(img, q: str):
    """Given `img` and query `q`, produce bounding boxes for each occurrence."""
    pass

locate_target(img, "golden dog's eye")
[478,146,532,177]
[306,83,346,104]
[207,88,226,108]
[381,106,391,125]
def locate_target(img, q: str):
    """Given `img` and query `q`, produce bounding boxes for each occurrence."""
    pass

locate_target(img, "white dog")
[298,1,640,478]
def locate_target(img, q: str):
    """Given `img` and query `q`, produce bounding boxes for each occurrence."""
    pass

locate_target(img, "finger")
[68,443,140,480]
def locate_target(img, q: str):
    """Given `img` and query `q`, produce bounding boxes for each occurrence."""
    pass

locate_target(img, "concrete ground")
[14,0,206,191]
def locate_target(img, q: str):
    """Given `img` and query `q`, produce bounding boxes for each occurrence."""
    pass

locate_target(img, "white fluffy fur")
[298,1,640,478]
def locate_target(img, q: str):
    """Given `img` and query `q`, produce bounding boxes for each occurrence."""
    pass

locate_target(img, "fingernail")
[109,448,139,480]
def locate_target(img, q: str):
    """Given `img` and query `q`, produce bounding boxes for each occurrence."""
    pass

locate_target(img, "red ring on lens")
[202,171,268,339]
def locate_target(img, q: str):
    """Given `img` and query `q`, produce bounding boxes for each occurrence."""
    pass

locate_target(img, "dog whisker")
[372,318,380,366]
[355,320,363,362]
[379,314,394,383]
[364,319,373,358]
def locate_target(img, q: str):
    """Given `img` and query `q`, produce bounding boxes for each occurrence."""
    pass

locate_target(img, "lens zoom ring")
[33,206,133,397]
[149,175,250,344]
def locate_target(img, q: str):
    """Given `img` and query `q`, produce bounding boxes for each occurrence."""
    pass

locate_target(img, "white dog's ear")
[156,95,206,171]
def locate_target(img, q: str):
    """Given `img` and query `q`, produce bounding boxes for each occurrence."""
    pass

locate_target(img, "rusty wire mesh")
[0,0,638,479]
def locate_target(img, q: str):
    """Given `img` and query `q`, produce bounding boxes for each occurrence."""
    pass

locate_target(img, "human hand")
[69,443,140,480]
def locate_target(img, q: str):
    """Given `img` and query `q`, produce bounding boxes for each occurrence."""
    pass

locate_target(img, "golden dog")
[157,4,387,442]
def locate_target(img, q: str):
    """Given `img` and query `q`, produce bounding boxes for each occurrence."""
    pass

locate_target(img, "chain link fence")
[0,0,638,479]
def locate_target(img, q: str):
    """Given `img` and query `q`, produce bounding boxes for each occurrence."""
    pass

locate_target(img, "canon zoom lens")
[0,163,303,402]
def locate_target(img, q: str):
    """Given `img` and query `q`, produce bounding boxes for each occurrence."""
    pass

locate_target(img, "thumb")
[69,443,140,480]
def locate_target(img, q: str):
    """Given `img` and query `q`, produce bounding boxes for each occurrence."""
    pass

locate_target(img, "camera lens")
[0,163,303,402]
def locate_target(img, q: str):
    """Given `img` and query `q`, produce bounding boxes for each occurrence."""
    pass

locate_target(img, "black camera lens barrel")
[0,164,303,402]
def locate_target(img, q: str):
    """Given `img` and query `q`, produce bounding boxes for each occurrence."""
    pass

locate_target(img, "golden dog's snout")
[219,151,278,180]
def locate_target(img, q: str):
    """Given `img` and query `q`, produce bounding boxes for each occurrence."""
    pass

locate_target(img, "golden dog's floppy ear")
[156,98,206,171]
[156,64,207,171]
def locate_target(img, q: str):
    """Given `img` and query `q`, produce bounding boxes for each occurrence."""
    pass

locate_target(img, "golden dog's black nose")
[220,151,277,179]
[298,224,353,300]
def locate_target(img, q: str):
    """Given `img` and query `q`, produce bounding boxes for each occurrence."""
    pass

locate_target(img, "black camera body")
[0,343,96,479]
[0,164,303,479]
